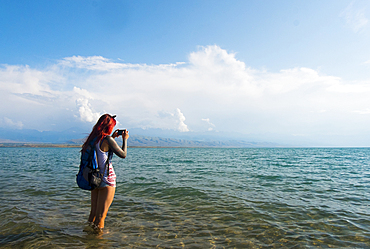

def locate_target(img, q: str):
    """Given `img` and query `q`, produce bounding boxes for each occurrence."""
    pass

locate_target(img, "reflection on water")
[0,147,370,248]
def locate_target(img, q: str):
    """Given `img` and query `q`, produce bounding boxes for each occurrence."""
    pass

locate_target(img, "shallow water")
[1,147,370,248]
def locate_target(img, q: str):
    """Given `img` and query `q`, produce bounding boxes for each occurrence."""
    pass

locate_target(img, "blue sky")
[1,0,370,146]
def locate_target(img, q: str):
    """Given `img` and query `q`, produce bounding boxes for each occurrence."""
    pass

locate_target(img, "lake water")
[0,147,369,248]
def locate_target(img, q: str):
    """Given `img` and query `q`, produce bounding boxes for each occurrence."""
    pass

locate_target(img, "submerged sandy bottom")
[1,147,369,248]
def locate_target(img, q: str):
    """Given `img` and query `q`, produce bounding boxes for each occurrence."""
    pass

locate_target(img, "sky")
[1,0,370,146]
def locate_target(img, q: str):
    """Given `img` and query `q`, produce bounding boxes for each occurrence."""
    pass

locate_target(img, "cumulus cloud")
[76,98,101,123]
[175,108,189,132]
[156,108,189,132]
[73,86,101,123]
[1,45,370,145]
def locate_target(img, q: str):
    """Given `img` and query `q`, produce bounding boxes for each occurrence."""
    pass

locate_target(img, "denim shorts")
[98,181,110,188]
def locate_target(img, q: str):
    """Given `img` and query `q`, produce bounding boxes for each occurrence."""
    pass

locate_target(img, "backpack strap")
[89,137,99,170]
[100,136,114,177]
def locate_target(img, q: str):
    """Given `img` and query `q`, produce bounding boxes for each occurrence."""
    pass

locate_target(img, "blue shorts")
[98,181,110,188]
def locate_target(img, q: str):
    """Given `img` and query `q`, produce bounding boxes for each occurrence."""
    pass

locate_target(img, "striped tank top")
[95,139,116,187]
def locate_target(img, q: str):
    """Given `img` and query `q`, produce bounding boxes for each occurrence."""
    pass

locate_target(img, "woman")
[81,114,129,232]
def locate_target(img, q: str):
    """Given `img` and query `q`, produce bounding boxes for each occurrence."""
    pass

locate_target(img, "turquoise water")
[1,147,370,248]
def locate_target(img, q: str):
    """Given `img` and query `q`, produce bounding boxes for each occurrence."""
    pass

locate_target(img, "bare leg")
[93,186,116,229]
[88,188,99,223]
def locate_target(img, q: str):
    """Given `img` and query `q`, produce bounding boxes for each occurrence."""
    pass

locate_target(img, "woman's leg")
[88,188,99,223]
[93,186,116,229]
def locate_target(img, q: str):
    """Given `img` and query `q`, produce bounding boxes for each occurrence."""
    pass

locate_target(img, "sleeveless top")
[95,138,117,187]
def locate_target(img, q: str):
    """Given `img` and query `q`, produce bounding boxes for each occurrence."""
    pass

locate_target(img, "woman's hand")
[112,129,129,139]
[112,129,119,139]
[122,129,129,139]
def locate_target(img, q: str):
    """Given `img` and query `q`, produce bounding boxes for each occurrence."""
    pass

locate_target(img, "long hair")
[81,114,116,152]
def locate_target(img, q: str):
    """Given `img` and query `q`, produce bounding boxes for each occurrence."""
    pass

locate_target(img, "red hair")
[82,114,116,152]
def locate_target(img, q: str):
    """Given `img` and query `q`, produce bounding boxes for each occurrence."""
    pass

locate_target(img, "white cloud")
[2,117,24,129]
[156,108,189,132]
[73,86,94,99]
[76,98,101,123]
[1,45,370,144]
[202,118,216,131]
[353,108,370,114]
[0,65,58,95]
[73,86,101,123]
[175,108,189,132]
[341,1,369,33]
[60,56,137,71]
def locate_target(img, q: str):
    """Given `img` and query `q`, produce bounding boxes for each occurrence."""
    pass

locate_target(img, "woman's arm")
[104,130,129,158]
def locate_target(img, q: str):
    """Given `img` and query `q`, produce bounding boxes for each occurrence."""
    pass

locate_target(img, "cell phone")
[117,129,126,135]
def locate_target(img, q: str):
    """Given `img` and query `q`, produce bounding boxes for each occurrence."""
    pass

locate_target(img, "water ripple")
[1,147,370,247]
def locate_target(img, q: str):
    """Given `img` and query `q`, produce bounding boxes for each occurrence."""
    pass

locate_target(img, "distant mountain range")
[65,135,277,148]
[0,127,279,148]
